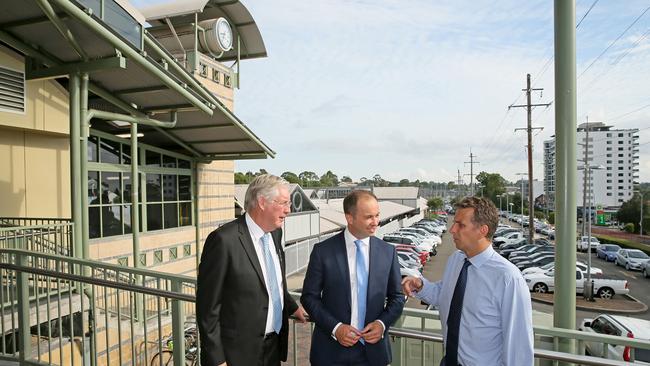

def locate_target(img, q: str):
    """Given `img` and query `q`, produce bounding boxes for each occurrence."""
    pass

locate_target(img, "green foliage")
[548,212,555,225]
[593,234,650,255]
[624,223,635,233]
[475,171,507,205]
[319,170,339,187]
[281,171,301,184]
[534,210,545,220]
[427,197,444,210]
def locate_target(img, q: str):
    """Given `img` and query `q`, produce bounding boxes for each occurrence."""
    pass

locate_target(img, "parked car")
[400,265,422,279]
[493,231,525,246]
[524,270,629,299]
[510,251,554,265]
[644,261,650,279]
[522,261,603,277]
[577,236,601,252]
[615,249,650,271]
[515,255,556,271]
[596,244,622,262]
[579,314,650,363]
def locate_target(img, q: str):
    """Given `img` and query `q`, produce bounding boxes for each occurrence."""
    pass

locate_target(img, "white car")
[400,266,422,279]
[577,236,601,252]
[523,269,629,299]
[522,261,603,276]
[579,314,650,364]
[493,231,525,246]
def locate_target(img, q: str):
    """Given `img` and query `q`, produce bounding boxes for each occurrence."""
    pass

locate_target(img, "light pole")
[635,191,646,237]
[509,202,514,219]
[516,173,528,239]
[578,164,604,301]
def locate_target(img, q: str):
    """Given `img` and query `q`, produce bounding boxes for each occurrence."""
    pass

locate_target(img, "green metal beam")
[142,104,195,113]
[69,73,82,260]
[25,56,127,81]
[80,73,90,261]
[201,152,269,161]
[553,0,577,358]
[35,0,88,60]
[114,85,170,95]
[151,126,205,158]
[87,109,177,128]
[50,0,214,115]
[149,124,232,131]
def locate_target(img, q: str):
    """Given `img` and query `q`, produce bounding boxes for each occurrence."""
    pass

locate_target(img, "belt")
[264,332,278,340]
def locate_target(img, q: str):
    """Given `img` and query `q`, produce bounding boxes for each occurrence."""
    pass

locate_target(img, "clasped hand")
[335,321,383,347]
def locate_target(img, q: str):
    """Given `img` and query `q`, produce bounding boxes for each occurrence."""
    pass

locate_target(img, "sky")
[133,0,650,184]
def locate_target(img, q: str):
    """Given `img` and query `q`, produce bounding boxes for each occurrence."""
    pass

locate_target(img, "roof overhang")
[0,0,274,161]
[139,0,267,61]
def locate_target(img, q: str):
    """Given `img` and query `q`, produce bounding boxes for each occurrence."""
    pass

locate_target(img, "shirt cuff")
[376,320,386,339]
[331,322,342,340]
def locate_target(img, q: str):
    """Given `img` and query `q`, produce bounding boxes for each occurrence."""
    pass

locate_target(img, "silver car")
[615,249,650,271]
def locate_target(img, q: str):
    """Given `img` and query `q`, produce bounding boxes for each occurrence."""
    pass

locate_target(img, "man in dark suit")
[197,174,306,366]
[301,190,405,366]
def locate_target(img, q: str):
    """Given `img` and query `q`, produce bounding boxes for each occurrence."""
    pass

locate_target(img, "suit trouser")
[258,332,281,366]
[330,343,371,366]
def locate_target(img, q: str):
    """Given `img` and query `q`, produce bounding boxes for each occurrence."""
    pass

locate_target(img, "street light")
[634,191,646,237]
[577,164,604,301]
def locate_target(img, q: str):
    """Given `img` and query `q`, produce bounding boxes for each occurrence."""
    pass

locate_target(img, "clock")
[215,17,233,52]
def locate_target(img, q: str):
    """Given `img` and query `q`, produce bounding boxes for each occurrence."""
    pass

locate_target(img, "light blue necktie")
[261,233,282,334]
[354,239,368,336]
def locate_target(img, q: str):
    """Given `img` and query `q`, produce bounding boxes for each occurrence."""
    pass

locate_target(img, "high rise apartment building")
[543,122,639,209]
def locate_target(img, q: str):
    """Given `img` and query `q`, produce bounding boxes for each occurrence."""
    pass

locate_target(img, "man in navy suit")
[301,190,405,366]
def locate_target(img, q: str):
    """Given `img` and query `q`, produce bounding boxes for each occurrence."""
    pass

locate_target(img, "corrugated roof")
[372,187,420,200]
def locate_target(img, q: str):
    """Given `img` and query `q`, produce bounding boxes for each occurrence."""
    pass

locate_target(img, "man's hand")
[360,321,384,344]
[292,306,308,323]
[334,324,361,347]
[401,276,423,296]
[218,363,227,366]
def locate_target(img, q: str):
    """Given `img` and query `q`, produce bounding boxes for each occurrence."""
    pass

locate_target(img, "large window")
[88,132,193,239]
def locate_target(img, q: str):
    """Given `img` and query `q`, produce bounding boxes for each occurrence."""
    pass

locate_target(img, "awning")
[0,0,274,160]
[139,0,267,61]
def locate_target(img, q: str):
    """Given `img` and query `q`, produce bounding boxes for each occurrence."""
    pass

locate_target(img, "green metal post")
[194,161,201,271]
[16,253,31,363]
[553,0,577,357]
[131,122,145,322]
[70,73,82,260]
[80,73,89,261]
[170,279,186,366]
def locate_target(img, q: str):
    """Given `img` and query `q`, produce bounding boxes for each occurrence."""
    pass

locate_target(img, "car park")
[524,270,629,299]
[615,249,650,271]
[510,250,555,264]
[579,314,650,363]
[515,255,556,271]
[497,238,529,257]
[596,244,622,262]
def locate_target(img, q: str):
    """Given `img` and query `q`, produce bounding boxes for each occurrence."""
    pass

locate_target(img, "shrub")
[623,223,635,233]
[593,234,650,255]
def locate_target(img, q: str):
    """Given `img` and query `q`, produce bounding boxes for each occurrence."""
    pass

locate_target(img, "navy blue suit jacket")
[301,231,405,366]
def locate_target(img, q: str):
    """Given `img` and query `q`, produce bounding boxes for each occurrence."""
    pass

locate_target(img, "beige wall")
[0,45,69,134]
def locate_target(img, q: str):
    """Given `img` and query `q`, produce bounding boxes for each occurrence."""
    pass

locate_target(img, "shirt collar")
[245,213,266,242]
[344,227,370,247]
[465,245,495,268]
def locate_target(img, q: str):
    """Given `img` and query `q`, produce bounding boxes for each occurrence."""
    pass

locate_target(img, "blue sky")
[133,0,650,184]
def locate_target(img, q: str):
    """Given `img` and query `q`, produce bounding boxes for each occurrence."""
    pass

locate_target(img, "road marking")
[618,270,637,279]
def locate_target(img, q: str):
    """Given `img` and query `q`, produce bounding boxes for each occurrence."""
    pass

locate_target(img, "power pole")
[510,73,551,243]
[457,169,463,198]
[464,149,480,196]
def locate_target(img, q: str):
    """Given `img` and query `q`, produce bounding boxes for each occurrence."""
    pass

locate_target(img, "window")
[199,63,208,77]
[607,193,612,196]
[183,244,192,257]
[88,133,193,239]
[117,257,128,266]
[618,179,624,183]
[169,247,178,260]
[607,173,612,177]
[0,65,25,113]
[606,154,612,157]
[618,133,624,137]
[607,147,612,151]
[212,69,220,83]
[139,253,147,266]
[224,74,232,87]
[606,186,612,190]
[619,153,624,157]
[607,180,612,183]
[618,147,624,151]
[607,160,612,164]
[607,141,612,145]
[618,160,624,164]
[153,250,163,264]
[606,133,612,138]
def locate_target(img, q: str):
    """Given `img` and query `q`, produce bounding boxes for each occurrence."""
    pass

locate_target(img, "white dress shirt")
[331,229,385,339]
[245,213,284,334]
[415,245,534,366]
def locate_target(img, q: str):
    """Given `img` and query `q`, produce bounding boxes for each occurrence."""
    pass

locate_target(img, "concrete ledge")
[531,293,648,314]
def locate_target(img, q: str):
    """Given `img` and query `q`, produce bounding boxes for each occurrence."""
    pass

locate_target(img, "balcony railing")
[0,218,73,257]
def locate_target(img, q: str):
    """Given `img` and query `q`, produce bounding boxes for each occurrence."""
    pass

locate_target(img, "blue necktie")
[445,258,471,366]
[261,233,282,334]
[354,239,368,336]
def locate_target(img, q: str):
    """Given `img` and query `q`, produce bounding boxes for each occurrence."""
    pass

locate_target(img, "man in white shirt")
[402,196,534,366]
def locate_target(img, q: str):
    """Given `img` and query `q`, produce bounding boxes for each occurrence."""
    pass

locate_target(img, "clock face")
[216,18,233,51]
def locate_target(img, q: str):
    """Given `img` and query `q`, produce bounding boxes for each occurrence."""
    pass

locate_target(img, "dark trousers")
[258,333,281,366]
[331,343,371,366]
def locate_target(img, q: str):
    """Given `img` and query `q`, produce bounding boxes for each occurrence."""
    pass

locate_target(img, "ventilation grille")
[0,66,25,113]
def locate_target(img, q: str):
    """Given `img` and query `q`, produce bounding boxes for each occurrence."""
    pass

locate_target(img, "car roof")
[607,315,650,339]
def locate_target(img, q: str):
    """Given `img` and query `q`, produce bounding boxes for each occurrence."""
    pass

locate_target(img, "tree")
[320,170,339,187]
[399,179,410,187]
[617,193,649,234]
[298,171,319,187]
[281,171,301,184]
[427,197,444,210]
[341,176,353,183]
[234,172,249,184]
[475,171,507,204]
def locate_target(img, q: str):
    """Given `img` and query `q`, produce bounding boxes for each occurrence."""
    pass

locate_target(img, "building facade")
[544,122,640,210]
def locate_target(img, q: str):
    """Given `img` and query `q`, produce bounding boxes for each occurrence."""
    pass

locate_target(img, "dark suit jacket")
[197,215,298,366]
[301,231,405,366]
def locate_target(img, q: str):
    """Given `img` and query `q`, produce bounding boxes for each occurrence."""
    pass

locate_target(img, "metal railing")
[0,218,73,257]
[0,245,649,365]
[0,248,196,366]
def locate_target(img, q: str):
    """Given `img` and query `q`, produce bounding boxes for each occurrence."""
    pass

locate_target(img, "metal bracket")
[26,56,127,81]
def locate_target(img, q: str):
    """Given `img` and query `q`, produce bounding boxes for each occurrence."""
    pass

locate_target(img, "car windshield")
[605,245,621,252]
[540,262,554,270]
[629,251,649,259]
